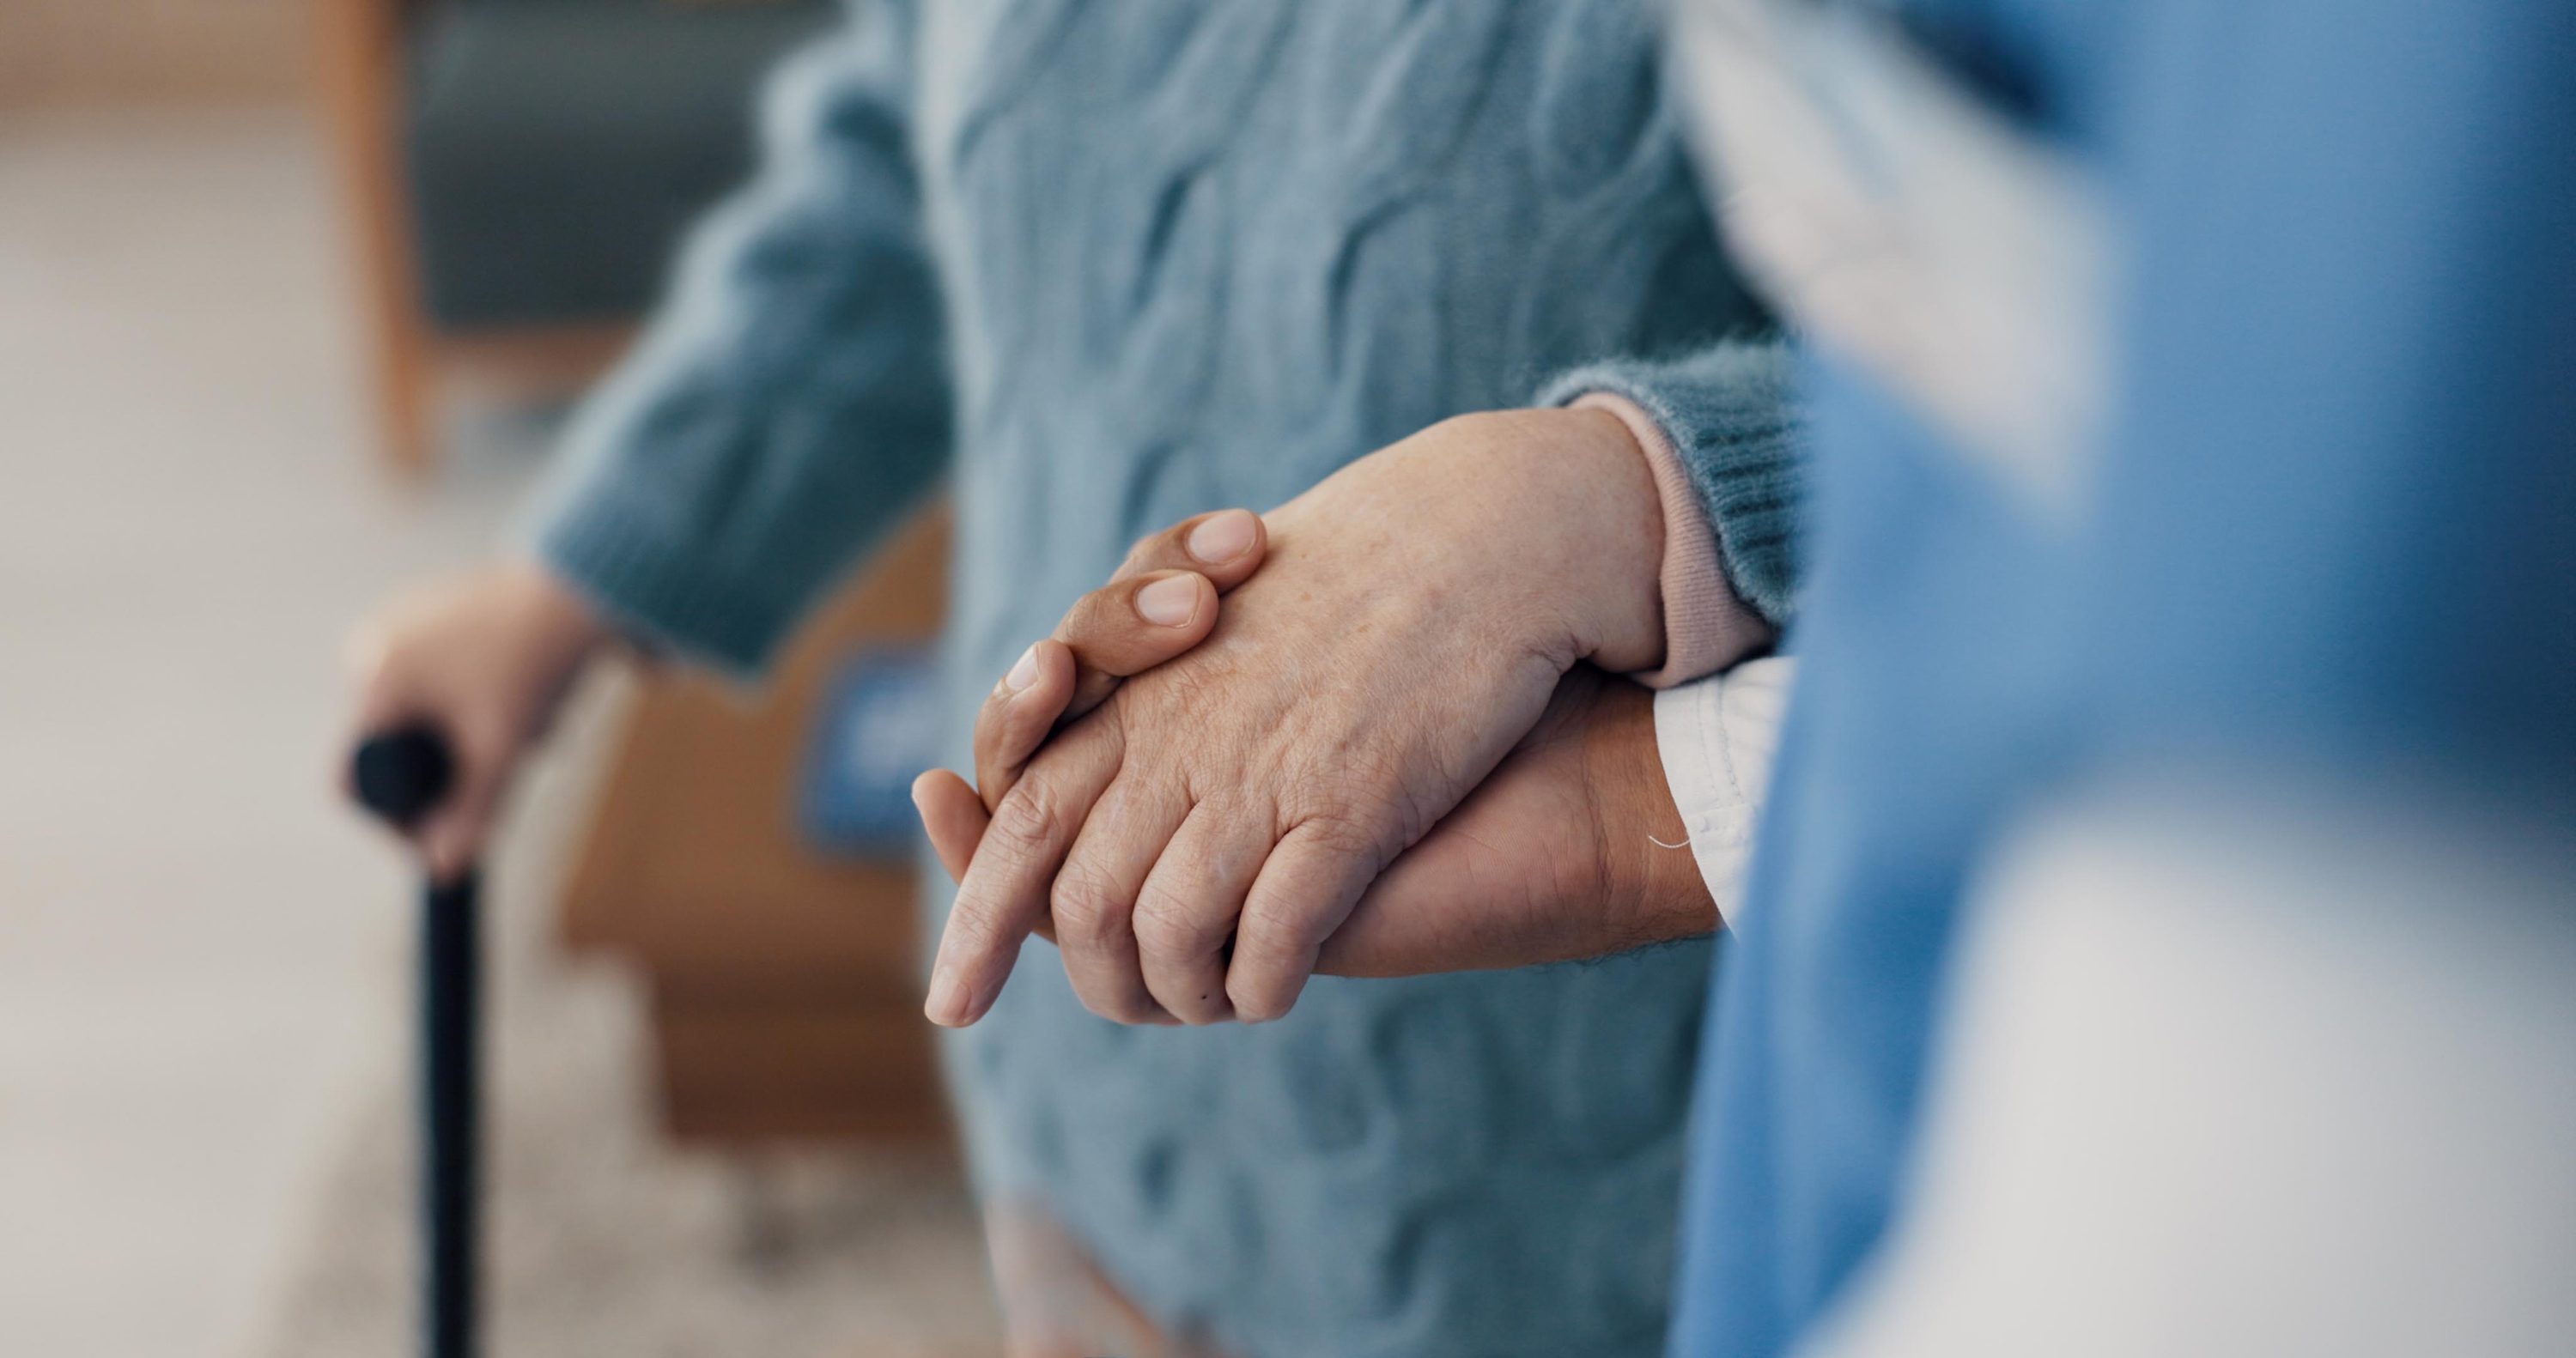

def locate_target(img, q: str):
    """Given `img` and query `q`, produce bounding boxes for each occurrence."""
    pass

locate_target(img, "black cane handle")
[352,724,458,829]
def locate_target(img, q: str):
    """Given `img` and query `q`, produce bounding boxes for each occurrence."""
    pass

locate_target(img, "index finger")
[973,639,1079,813]
[928,714,1126,1027]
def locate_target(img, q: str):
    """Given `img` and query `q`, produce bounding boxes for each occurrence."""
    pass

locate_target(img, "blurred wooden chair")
[312,0,835,472]
[560,505,956,1150]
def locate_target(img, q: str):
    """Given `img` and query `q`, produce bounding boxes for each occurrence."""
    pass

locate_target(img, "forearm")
[526,9,951,675]
[1315,658,1795,980]
[1315,668,1722,980]
[1337,654,1798,975]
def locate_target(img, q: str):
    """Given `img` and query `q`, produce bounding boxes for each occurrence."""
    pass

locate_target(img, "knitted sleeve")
[1537,336,1808,678]
[526,3,950,675]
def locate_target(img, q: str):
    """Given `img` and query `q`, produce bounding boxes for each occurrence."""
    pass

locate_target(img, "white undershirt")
[1650,655,1795,925]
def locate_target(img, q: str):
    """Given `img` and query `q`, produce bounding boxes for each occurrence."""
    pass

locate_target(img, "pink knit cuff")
[1572,391,1775,688]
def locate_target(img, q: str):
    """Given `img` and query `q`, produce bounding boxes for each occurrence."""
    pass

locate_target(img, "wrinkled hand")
[914,596,1715,1008]
[923,408,1670,1028]
[914,507,1274,961]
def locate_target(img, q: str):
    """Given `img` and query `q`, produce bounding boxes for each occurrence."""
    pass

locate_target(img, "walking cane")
[351,725,480,1358]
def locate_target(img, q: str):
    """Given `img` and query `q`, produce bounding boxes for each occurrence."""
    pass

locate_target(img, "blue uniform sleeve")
[2082,0,2576,775]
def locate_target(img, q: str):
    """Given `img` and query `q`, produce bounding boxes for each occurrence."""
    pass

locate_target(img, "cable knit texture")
[528,3,1806,1355]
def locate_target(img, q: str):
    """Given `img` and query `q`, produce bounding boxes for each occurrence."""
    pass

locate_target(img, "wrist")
[1309,408,1664,680]
[1558,406,1668,671]
[1568,391,1777,687]
[503,560,616,670]
[1583,677,1721,943]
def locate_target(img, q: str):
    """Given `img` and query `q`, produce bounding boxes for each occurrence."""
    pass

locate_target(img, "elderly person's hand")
[920,643,1714,1001]
[920,407,1684,1028]
[342,564,617,882]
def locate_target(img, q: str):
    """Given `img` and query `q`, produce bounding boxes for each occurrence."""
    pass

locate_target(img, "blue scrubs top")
[1674,3,2576,1355]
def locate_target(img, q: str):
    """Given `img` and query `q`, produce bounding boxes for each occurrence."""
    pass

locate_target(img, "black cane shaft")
[422,871,480,1358]
[350,724,481,1358]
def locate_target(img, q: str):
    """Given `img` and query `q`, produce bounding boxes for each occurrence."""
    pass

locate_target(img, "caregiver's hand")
[1319,664,1714,976]
[927,408,1668,1028]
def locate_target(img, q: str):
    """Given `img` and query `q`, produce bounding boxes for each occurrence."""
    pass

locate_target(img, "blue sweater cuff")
[534,491,806,676]
[1535,338,1807,626]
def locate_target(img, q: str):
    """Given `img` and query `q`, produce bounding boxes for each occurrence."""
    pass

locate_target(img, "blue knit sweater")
[532,3,1804,1354]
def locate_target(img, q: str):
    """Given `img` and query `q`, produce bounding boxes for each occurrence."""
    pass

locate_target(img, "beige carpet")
[258,972,1003,1358]
[252,894,1003,1358]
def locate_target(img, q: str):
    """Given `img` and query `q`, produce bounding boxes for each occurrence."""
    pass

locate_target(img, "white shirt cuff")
[1652,656,1795,924]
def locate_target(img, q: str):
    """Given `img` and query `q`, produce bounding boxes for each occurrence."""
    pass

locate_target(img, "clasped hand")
[914,409,1719,1028]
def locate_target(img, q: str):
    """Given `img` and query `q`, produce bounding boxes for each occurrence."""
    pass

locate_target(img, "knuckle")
[1064,585,1116,639]
[985,783,1071,864]
[1131,880,1218,958]
[974,685,1016,741]
[1071,587,1151,656]
[1295,812,1389,867]
[1048,857,1130,944]
[991,702,1046,766]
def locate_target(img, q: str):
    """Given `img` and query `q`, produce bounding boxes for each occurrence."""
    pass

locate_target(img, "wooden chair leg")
[313,0,439,475]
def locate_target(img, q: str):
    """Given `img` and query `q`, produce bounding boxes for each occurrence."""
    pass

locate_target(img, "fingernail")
[1001,645,1041,694]
[1136,575,1199,627]
[1187,510,1258,564]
